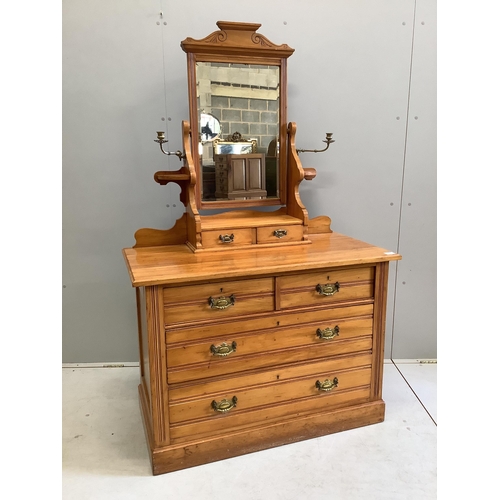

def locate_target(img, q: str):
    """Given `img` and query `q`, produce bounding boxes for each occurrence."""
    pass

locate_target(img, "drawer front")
[167,316,373,384]
[168,337,372,384]
[169,356,372,441]
[164,277,273,304]
[280,267,374,290]
[170,358,372,421]
[202,228,255,248]
[164,277,274,325]
[256,224,303,244]
[164,295,274,325]
[280,284,373,309]
[170,386,371,443]
[166,304,374,344]
[279,267,374,309]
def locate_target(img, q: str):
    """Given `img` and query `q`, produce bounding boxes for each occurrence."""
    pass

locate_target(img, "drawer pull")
[273,229,288,238]
[211,396,238,413]
[315,378,339,392]
[208,294,236,310]
[210,341,237,357]
[316,326,340,340]
[316,282,340,296]
[219,233,234,243]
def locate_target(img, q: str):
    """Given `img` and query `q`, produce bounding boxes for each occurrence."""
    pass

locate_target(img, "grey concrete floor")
[62,361,437,499]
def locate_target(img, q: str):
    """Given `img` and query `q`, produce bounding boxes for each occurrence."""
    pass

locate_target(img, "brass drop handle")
[208,294,236,310]
[316,326,340,340]
[219,234,234,243]
[210,341,237,357]
[273,229,288,238]
[316,282,340,296]
[211,396,238,413]
[154,131,186,160]
[315,378,339,392]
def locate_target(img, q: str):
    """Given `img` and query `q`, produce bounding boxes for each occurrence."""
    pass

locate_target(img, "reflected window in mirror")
[200,113,221,141]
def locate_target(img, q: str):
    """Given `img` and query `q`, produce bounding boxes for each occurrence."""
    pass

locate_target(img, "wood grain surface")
[123,232,401,287]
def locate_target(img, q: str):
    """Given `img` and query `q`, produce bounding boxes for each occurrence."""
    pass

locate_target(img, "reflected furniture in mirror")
[213,133,266,200]
[123,21,401,475]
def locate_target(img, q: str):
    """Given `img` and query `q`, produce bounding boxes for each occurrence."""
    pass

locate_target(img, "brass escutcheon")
[208,294,236,310]
[210,341,237,357]
[316,325,340,340]
[315,378,339,392]
[219,234,234,243]
[273,229,288,238]
[211,396,238,413]
[316,282,340,296]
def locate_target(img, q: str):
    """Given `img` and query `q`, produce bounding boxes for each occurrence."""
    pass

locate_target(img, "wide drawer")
[279,266,374,309]
[168,354,372,442]
[163,277,274,325]
[167,315,373,384]
[166,303,374,344]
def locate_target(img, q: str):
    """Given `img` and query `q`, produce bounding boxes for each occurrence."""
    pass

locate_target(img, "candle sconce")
[297,133,335,154]
[155,131,186,161]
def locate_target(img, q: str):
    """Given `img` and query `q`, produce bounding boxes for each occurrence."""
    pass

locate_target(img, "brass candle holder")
[297,132,335,154]
[154,131,186,161]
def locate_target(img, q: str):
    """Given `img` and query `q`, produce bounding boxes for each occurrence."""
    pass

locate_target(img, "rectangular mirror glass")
[196,62,280,202]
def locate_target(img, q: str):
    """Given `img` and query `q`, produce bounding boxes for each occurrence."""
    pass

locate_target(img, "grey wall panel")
[274,1,417,358]
[62,0,436,362]
[391,0,437,358]
[289,1,415,248]
[63,0,175,362]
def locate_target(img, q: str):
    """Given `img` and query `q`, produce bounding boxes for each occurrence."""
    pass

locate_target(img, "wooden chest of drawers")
[123,232,401,475]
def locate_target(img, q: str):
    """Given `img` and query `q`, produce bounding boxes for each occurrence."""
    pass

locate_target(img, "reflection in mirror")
[214,136,256,155]
[200,113,221,142]
[197,62,280,202]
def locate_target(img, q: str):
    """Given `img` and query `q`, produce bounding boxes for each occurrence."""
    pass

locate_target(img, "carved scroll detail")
[204,31,228,44]
[181,21,294,58]
[251,33,274,48]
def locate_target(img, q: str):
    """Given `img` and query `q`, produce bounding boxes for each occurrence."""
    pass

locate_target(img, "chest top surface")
[123,232,401,287]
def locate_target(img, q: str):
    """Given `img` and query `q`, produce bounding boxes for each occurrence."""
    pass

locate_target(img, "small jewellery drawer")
[256,224,303,244]
[168,354,372,442]
[202,228,254,248]
[163,278,274,325]
[279,266,375,309]
[166,314,373,384]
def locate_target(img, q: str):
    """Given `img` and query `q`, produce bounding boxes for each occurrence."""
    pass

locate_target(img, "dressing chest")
[122,21,401,475]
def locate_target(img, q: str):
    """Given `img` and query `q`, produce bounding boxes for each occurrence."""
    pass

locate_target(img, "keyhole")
[277,321,280,326]
[220,288,223,293]
[327,276,330,281]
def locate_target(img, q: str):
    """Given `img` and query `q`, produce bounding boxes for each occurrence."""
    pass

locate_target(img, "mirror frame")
[181,21,294,210]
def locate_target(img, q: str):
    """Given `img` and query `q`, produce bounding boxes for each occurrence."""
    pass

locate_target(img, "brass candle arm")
[155,131,186,161]
[296,132,335,154]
